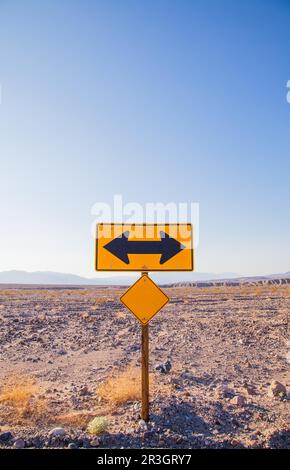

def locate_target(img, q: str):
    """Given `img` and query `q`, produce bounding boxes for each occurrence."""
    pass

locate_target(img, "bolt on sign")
[95,223,193,271]
[95,223,194,422]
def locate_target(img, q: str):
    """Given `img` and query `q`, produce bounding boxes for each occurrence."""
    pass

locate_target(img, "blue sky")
[0,0,289,278]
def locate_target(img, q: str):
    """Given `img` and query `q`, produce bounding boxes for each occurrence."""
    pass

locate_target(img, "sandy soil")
[0,284,289,449]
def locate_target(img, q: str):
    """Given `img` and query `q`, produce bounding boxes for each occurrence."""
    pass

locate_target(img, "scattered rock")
[49,427,66,438]
[243,384,256,396]
[68,442,77,449]
[31,436,42,448]
[79,385,90,396]
[57,349,67,356]
[137,419,148,432]
[90,438,100,447]
[155,360,172,374]
[80,438,90,448]
[0,432,13,442]
[268,381,286,398]
[214,385,235,399]
[230,395,246,406]
[13,438,25,449]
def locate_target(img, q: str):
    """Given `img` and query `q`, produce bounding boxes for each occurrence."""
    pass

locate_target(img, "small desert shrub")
[78,290,89,296]
[94,298,107,305]
[0,377,38,405]
[284,285,290,297]
[0,290,17,297]
[97,367,148,406]
[0,376,48,425]
[254,287,263,296]
[86,416,109,435]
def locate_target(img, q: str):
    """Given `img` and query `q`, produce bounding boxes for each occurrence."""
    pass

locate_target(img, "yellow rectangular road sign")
[120,274,169,324]
[95,223,193,271]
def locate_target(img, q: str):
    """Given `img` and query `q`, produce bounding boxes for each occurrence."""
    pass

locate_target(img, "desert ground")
[0,282,289,449]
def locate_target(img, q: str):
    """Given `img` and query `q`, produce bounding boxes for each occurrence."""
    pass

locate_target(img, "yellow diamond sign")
[120,274,169,325]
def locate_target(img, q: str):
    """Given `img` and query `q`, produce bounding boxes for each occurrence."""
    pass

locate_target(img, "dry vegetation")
[0,376,49,426]
[0,366,155,430]
[97,366,154,407]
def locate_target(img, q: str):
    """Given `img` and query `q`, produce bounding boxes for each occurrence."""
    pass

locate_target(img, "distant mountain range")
[0,270,241,286]
[0,270,289,286]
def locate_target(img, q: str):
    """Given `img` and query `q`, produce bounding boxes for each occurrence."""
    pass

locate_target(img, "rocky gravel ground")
[0,284,289,449]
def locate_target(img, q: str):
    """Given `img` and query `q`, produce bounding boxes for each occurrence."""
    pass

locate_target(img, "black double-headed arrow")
[104,230,185,264]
